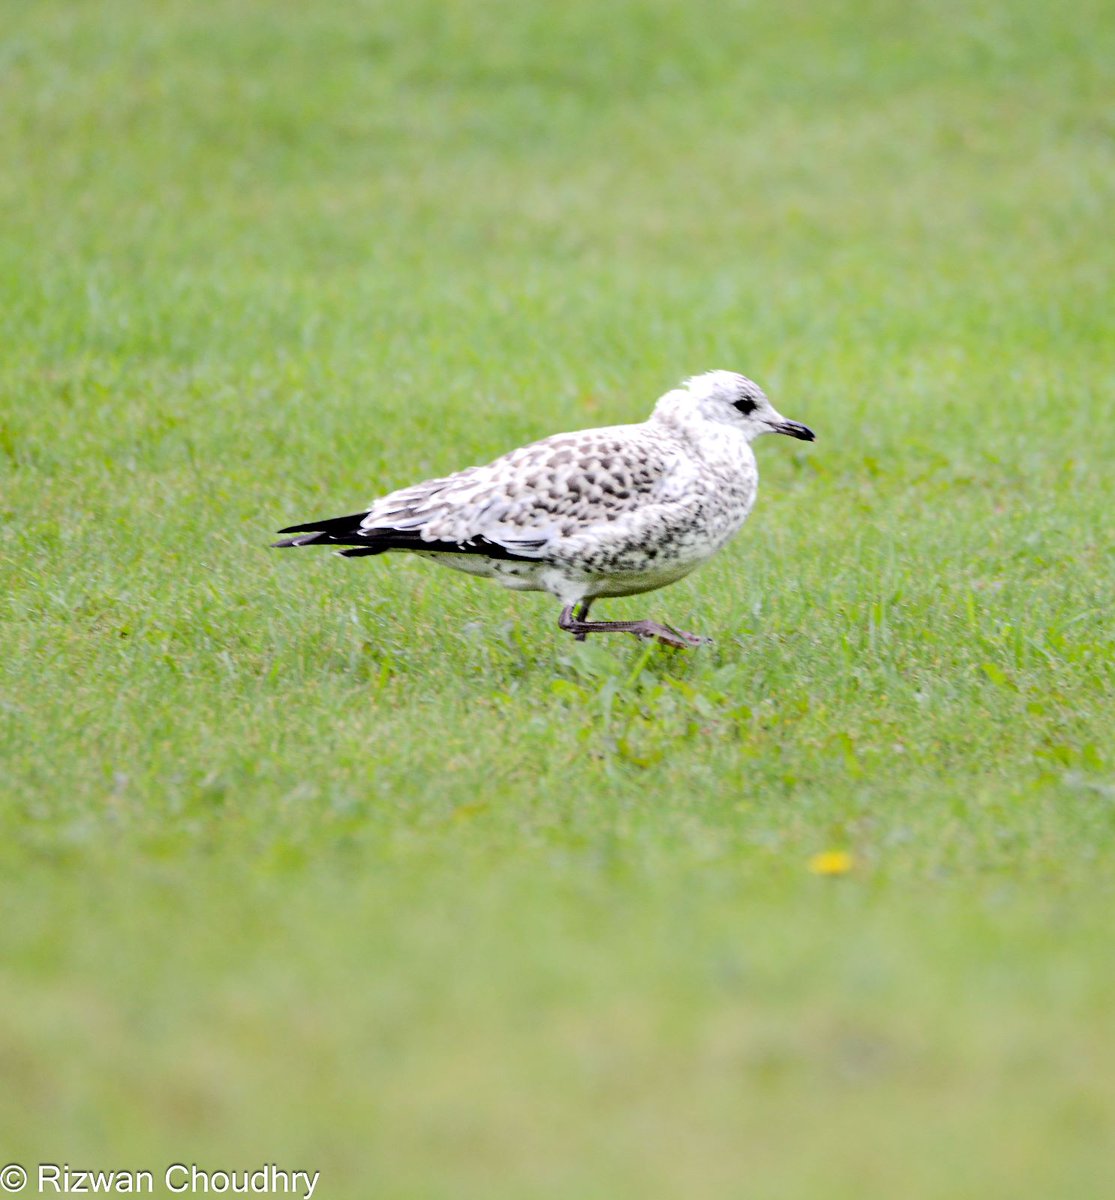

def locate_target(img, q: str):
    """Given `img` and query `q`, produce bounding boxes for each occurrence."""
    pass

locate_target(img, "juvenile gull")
[273,371,814,648]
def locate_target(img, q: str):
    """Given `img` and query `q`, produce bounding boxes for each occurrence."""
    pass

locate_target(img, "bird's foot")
[558,605,710,650]
[630,621,711,649]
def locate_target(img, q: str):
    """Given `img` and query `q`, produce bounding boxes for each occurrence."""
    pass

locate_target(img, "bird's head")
[658,370,816,444]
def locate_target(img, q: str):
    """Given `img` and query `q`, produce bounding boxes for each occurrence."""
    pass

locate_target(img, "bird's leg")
[558,602,710,649]
[566,599,592,641]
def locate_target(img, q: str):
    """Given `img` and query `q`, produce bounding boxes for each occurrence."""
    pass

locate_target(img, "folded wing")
[275,425,679,561]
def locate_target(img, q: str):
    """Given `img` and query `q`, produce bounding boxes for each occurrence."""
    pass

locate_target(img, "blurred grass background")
[1,0,1114,1195]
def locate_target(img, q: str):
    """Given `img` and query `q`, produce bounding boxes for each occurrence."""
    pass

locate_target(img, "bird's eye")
[734,397,758,416]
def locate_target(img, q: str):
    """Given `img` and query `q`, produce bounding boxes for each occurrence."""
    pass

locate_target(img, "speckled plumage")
[274,371,815,647]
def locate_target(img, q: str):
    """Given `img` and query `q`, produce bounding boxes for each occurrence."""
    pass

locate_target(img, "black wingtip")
[276,510,373,537]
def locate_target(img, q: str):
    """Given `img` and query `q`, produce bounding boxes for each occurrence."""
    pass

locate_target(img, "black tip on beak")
[773,420,815,442]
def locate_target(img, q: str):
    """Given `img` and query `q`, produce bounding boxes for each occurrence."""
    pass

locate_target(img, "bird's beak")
[770,419,815,442]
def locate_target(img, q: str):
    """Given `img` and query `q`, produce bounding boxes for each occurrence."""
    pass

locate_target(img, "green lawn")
[2,0,1114,1195]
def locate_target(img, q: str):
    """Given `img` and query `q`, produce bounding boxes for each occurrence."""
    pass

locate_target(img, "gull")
[273,371,815,648]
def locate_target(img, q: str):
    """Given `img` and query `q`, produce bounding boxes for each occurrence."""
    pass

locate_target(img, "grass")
[2,0,1114,1194]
